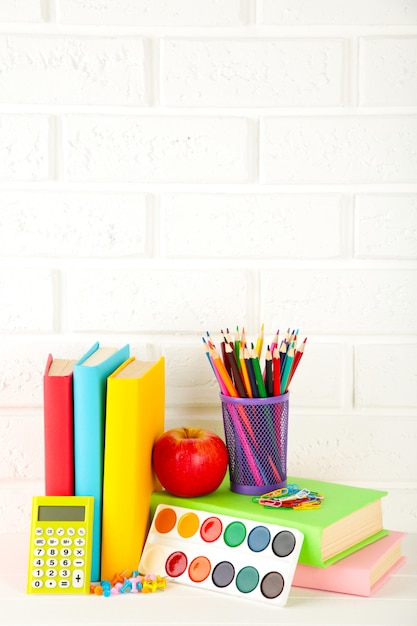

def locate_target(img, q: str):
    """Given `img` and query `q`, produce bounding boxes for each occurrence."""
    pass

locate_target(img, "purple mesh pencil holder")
[220,392,289,495]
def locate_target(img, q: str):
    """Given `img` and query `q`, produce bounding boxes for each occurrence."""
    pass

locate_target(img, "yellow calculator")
[27,495,94,594]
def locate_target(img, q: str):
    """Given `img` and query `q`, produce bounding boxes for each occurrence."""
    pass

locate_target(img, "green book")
[150,476,388,568]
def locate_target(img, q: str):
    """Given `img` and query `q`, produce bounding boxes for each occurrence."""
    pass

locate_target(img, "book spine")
[73,344,130,583]
[73,367,103,583]
[101,358,165,580]
[293,564,369,595]
[43,372,74,496]
[101,374,141,579]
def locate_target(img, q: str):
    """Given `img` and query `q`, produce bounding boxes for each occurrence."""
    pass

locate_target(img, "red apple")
[152,427,229,497]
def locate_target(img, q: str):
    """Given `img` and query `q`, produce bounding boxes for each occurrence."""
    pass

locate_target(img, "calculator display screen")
[37,506,85,522]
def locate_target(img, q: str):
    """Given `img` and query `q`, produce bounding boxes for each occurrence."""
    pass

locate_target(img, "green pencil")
[250,343,267,398]
[280,342,295,394]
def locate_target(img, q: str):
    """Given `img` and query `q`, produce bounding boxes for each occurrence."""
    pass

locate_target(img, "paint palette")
[139,504,304,606]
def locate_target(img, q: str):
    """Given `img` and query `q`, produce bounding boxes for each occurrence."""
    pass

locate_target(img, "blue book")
[73,342,129,582]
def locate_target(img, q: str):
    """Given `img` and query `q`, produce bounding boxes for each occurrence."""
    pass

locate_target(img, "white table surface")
[1,532,416,626]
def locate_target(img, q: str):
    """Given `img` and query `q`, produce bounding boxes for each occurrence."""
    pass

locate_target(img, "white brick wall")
[0,36,150,106]
[160,38,347,107]
[1,1,416,534]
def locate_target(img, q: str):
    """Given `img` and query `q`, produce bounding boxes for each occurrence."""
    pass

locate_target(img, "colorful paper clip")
[253,485,324,510]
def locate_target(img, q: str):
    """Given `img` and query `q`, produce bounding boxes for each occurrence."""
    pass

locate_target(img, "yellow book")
[100,356,165,580]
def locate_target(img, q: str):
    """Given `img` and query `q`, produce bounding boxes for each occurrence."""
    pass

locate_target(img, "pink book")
[292,531,406,597]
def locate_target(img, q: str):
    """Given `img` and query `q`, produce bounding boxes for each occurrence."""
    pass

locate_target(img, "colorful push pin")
[120,579,132,594]
[111,571,125,586]
[143,574,158,593]
[156,575,166,590]
[100,580,111,597]
[129,575,141,593]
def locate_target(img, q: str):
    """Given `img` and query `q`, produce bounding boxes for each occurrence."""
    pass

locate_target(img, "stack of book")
[43,342,165,582]
[150,476,406,597]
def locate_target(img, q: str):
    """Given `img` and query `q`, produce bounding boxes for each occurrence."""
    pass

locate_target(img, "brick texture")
[1,1,416,533]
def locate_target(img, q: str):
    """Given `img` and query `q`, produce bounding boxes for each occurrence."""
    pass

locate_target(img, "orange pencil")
[210,348,238,397]
[239,350,253,398]
[240,326,247,351]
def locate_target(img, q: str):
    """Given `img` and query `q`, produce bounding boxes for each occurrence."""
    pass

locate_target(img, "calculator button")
[33,558,44,567]
[61,537,72,546]
[60,558,71,567]
[74,537,85,547]
[31,579,43,589]
[59,580,70,589]
[34,538,46,546]
[67,528,75,536]
[46,569,57,578]
[47,548,58,556]
[72,570,84,589]
[48,538,59,546]
[45,580,57,589]
[32,569,44,578]
[59,569,71,578]
[77,528,86,536]
[34,528,43,536]
[45,528,54,536]
[46,558,58,567]
[73,558,84,567]
[73,548,85,557]
[60,548,71,556]
[56,528,65,536]
[34,548,45,557]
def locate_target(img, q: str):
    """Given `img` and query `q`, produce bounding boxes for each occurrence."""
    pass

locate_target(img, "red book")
[43,354,77,496]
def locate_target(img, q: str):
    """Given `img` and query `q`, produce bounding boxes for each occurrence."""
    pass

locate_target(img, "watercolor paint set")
[138,504,304,606]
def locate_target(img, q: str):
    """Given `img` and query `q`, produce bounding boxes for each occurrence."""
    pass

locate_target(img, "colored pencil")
[211,359,229,395]
[270,329,279,356]
[240,326,247,350]
[239,350,253,398]
[234,326,241,367]
[244,345,259,398]
[210,347,238,397]
[280,342,295,395]
[286,337,307,390]
[202,337,215,373]
[255,323,264,359]
[279,339,288,375]
[272,347,281,397]
[251,344,267,398]
[265,346,273,397]
[225,342,247,398]
[220,331,232,377]
[203,326,306,399]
